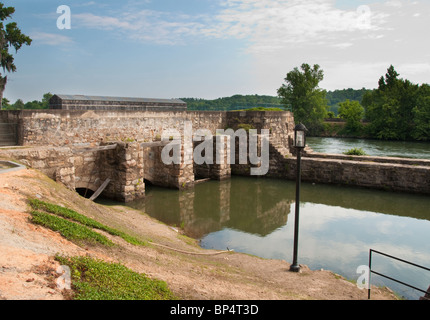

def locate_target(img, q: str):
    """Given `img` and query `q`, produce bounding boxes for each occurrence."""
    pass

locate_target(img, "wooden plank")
[89,178,111,201]
[140,140,180,148]
[72,144,117,153]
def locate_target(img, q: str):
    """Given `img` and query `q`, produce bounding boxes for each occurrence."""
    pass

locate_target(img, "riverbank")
[0,167,398,300]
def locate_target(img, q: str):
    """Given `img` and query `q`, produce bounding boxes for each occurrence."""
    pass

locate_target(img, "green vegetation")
[363,65,430,141]
[55,255,176,300]
[343,148,368,156]
[239,106,284,111]
[276,63,430,141]
[326,88,370,115]
[29,199,146,246]
[31,211,114,246]
[338,100,365,135]
[0,2,32,109]
[181,94,284,111]
[277,63,328,135]
[2,92,52,110]
[29,199,175,300]
[237,123,255,132]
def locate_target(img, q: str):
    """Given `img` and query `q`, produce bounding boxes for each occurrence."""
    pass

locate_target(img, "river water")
[125,177,430,300]
[121,137,430,300]
[307,136,430,159]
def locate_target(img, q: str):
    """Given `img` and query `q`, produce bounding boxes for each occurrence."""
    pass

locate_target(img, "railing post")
[368,249,372,300]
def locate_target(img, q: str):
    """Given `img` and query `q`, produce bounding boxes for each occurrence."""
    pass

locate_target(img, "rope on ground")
[150,242,234,256]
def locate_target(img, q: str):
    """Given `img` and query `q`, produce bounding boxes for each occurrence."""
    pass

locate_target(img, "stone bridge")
[0,95,296,202]
[1,94,429,201]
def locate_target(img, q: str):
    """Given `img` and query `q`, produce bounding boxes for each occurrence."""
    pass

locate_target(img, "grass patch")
[30,211,114,246]
[56,255,177,300]
[343,147,368,156]
[241,107,284,111]
[29,199,146,246]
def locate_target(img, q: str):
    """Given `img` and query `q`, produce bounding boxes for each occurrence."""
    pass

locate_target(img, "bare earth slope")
[0,167,397,300]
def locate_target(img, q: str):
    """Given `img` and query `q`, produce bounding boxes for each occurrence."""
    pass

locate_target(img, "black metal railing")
[368,249,430,300]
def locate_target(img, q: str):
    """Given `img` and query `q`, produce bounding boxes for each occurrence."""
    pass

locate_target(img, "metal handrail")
[368,249,430,300]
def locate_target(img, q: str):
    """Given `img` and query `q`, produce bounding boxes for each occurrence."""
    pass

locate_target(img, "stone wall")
[9,109,294,149]
[0,146,76,190]
[193,135,231,181]
[0,143,145,202]
[143,143,195,190]
[280,154,430,195]
[3,108,429,198]
[96,142,145,202]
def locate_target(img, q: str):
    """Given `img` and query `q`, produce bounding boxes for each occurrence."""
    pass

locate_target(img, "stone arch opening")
[75,187,95,199]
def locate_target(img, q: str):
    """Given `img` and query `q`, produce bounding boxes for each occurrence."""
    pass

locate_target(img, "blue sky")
[4,0,430,103]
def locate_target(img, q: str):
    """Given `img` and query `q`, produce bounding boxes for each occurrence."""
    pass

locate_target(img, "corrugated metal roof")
[53,94,185,104]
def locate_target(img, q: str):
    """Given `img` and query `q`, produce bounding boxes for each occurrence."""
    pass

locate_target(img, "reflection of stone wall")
[228,179,292,236]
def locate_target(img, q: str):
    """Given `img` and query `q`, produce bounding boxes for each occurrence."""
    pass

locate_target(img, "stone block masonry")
[0,142,145,202]
[279,153,430,195]
[1,107,429,201]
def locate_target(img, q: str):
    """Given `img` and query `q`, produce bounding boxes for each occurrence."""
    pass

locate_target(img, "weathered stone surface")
[1,108,429,204]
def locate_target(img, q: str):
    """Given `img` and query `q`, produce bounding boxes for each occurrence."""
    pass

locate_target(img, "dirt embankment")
[0,167,398,300]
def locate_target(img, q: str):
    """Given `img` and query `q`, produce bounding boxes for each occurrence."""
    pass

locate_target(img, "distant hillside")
[181,89,371,113]
[181,95,283,111]
[326,88,371,115]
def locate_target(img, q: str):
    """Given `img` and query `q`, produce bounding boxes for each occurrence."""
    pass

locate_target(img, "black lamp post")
[290,123,307,272]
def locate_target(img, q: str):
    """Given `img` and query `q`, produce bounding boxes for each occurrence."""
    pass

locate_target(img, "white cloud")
[204,0,388,54]
[74,10,206,45]
[74,13,138,31]
[72,0,388,48]
[30,32,74,46]
[67,0,430,91]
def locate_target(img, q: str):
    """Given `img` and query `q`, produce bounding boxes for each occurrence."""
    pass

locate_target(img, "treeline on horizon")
[2,92,53,110]
[3,89,368,112]
[180,89,370,113]
[3,64,429,142]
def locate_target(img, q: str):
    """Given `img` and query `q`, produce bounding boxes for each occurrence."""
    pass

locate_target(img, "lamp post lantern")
[290,123,307,272]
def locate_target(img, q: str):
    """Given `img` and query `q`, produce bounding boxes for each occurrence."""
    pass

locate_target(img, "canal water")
[125,176,430,300]
[307,137,430,159]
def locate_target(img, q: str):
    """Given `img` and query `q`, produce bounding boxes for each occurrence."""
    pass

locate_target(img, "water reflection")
[127,177,430,239]
[124,176,430,300]
[127,178,292,238]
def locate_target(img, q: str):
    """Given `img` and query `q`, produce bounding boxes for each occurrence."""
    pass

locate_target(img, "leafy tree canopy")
[277,63,328,134]
[363,65,421,140]
[0,2,32,109]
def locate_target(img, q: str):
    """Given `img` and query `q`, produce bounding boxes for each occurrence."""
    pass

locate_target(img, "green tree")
[277,63,328,134]
[411,84,430,141]
[12,98,23,109]
[1,96,8,108]
[363,65,419,140]
[338,99,364,134]
[41,92,53,109]
[0,2,32,109]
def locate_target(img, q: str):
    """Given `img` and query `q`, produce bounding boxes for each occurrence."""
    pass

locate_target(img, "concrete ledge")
[293,155,430,195]
[305,152,430,167]
[0,160,26,174]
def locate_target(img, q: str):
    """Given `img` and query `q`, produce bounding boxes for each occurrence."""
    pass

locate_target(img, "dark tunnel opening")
[75,188,95,199]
